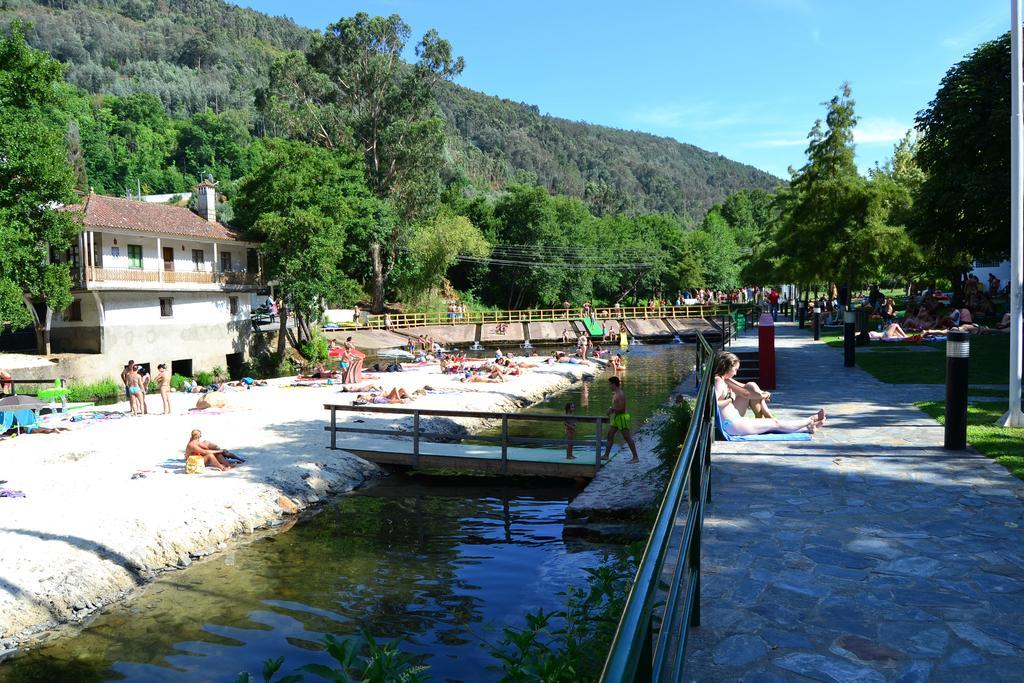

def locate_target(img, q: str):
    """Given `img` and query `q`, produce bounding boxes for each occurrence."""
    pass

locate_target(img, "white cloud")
[631,102,751,131]
[941,10,1005,51]
[853,118,909,145]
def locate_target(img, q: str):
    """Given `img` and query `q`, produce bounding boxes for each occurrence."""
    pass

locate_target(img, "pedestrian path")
[683,323,1024,682]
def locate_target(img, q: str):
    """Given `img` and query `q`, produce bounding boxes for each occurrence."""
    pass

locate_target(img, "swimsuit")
[611,412,631,430]
[129,386,140,395]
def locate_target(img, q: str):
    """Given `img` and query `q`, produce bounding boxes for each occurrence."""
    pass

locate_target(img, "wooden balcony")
[78,267,263,290]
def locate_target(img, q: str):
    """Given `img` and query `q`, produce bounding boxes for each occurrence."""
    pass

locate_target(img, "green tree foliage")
[3,0,311,116]
[713,188,773,250]
[261,12,465,310]
[914,32,1011,276]
[445,185,691,308]
[437,83,780,222]
[690,212,741,290]
[233,139,380,357]
[752,84,917,296]
[0,22,80,352]
[403,213,490,301]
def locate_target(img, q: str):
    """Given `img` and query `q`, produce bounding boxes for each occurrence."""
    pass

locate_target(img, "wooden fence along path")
[327,304,747,331]
[323,405,609,478]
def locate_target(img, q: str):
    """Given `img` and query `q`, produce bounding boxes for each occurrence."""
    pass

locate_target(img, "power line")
[453,255,654,269]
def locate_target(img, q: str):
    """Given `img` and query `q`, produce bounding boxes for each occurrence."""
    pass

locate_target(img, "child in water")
[564,402,577,460]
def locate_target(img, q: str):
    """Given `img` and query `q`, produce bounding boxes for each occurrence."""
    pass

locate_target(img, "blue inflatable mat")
[715,403,812,442]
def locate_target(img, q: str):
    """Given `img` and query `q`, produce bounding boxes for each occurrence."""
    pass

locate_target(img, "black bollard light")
[798,299,806,328]
[844,309,856,367]
[944,330,970,450]
[812,306,821,341]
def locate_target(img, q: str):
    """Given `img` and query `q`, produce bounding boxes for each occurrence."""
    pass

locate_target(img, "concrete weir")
[327,316,720,350]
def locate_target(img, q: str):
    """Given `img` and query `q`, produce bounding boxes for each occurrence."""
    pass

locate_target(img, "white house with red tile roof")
[48,181,264,380]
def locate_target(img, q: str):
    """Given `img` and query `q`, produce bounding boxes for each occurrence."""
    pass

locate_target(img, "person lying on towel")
[714,352,826,437]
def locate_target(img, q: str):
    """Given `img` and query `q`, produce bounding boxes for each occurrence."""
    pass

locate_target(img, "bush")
[654,398,694,465]
[235,631,427,683]
[239,353,296,380]
[170,373,189,391]
[298,331,329,363]
[212,365,226,382]
[65,378,121,402]
[196,370,214,386]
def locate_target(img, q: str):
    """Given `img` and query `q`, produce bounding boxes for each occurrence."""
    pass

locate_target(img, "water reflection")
[0,478,619,683]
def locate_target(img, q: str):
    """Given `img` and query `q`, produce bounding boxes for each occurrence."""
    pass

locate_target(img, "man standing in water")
[603,375,640,464]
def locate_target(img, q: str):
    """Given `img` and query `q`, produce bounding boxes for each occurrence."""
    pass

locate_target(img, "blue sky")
[238,1,1010,179]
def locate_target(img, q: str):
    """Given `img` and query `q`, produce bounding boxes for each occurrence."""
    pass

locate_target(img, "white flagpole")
[1001,0,1024,427]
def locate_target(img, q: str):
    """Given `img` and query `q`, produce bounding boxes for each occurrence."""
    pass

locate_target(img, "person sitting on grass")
[185,429,243,471]
[714,353,826,436]
[868,322,913,340]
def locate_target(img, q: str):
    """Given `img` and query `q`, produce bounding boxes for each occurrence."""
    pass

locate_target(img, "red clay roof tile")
[76,195,252,242]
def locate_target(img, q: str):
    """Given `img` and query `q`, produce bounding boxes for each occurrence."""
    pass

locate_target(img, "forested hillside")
[0,0,779,221]
[437,84,778,218]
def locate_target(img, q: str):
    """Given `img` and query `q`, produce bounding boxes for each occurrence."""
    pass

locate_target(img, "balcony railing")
[82,267,262,287]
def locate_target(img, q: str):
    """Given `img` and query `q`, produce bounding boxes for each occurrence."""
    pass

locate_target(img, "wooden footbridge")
[324,404,610,478]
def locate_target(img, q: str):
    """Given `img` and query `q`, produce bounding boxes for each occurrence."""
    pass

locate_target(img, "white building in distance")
[46,180,263,381]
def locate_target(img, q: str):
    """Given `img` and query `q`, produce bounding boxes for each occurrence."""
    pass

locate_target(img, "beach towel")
[715,402,812,442]
[0,411,13,433]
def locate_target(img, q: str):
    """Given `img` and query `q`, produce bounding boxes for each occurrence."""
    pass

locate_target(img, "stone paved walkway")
[682,323,1024,682]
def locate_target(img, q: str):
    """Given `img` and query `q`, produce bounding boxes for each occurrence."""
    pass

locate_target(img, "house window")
[220,251,232,272]
[229,296,239,315]
[63,299,82,322]
[128,244,143,269]
[192,249,205,271]
[111,245,120,259]
[159,298,173,318]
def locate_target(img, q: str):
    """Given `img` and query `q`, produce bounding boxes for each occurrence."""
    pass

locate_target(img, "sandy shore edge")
[0,359,596,656]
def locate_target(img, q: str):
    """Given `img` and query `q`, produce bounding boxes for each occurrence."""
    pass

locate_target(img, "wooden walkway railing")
[323,404,609,476]
[326,304,757,331]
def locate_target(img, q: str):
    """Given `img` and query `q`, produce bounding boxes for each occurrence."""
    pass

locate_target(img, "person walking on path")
[603,375,640,464]
[768,288,780,322]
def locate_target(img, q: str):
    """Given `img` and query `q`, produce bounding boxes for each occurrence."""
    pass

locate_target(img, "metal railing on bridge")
[325,304,758,332]
[323,404,611,478]
[600,331,716,682]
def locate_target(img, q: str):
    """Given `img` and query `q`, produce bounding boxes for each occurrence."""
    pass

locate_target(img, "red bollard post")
[758,313,776,390]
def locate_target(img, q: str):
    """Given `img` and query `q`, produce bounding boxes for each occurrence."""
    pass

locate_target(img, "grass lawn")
[805,325,1011,385]
[970,388,1015,398]
[916,400,1024,481]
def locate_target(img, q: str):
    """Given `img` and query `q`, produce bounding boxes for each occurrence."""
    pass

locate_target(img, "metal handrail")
[600,331,716,682]
[323,404,609,471]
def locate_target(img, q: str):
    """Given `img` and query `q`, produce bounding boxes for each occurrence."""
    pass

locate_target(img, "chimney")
[195,176,217,222]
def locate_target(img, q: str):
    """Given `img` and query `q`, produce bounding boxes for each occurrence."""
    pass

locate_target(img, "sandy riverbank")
[0,357,598,655]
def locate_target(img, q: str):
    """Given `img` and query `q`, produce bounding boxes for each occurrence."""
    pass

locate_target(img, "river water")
[0,343,694,683]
